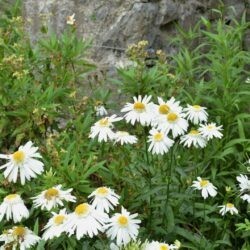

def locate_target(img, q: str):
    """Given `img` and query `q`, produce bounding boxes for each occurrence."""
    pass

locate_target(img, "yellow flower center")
[99,118,109,127]
[13,226,26,237]
[54,215,66,225]
[167,112,178,122]
[192,105,201,111]
[200,179,209,188]
[133,102,145,113]
[12,150,25,164]
[117,215,128,227]
[159,104,170,114]
[117,131,129,136]
[96,187,109,196]
[95,100,103,106]
[153,132,164,142]
[207,125,214,130]
[5,194,18,201]
[160,245,169,250]
[189,130,199,135]
[226,203,234,208]
[75,203,90,216]
[44,188,59,200]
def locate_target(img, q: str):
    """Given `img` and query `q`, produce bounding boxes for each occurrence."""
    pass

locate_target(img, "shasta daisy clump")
[89,95,224,154]
[0,6,249,249]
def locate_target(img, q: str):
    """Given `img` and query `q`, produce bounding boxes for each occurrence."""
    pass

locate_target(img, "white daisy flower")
[192,177,217,199]
[236,174,250,192]
[240,194,250,203]
[89,115,122,142]
[174,240,182,249]
[0,141,44,185]
[184,104,208,124]
[0,194,29,223]
[144,241,159,250]
[157,111,188,138]
[110,242,120,250]
[151,96,182,122]
[65,203,108,239]
[219,203,238,216]
[180,129,207,148]
[114,131,138,145]
[42,209,68,240]
[66,13,75,25]
[104,207,141,246]
[94,102,108,117]
[148,128,174,155]
[0,226,40,250]
[144,241,177,250]
[32,185,76,211]
[88,186,120,213]
[0,229,15,248]
[150,97,183,128]
[121,95,153,126]
[198,123,223,140]
[158,97,182,113]
[11,226,40,250]
[156,96,182,114]
[236,174,250,203]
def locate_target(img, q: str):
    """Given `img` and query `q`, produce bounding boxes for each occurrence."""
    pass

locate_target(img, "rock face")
[23,0,249,65]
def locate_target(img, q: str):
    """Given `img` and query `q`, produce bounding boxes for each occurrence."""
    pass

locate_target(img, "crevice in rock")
[159,19,178,33]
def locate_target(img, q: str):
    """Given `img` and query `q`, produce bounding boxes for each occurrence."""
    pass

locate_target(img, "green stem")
[162,143,175,225]
[71,61,77,87]
[193,199,196,219]
[101,141,105,158]
[144,128,152,230]
[144,133,150,166]
[167,145,174,201]
[203,199,206,223]
[199,199,206,249]
[221,218,228,240]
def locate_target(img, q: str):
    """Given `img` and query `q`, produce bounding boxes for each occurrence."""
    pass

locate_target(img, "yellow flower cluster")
[9,16,23,24]
[12,70,29,79]
[156,49,167,63]
[2,54,24,66]
[126,40,149,60]
[0,54,28,79]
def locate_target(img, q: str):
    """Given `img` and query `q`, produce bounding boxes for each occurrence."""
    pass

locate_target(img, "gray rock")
[22,0,249,65]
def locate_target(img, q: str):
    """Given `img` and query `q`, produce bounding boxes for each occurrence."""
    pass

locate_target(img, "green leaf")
[175,226,200,244]
[36,240,46,250]
[166,205,175,233]
[81,160,106,179]
[237,118,245,139]
[33,218,39,234]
